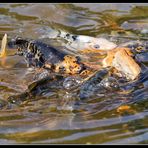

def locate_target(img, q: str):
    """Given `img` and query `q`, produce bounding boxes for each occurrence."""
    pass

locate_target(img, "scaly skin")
[8,37,91,76]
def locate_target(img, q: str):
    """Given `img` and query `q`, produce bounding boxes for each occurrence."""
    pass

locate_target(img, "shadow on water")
[0,3,148,144]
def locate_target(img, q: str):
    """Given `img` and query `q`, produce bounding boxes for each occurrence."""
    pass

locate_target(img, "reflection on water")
[0,3,148,144]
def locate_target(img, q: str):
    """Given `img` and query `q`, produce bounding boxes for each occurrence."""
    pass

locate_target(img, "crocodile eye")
[93,44,100,49]
[15,37,24,42]
[15,36,22,40]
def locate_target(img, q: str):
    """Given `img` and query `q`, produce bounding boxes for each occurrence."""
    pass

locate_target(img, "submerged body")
[7,69,120,104]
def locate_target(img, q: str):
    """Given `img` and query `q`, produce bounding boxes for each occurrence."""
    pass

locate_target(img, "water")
[0,3,148,144]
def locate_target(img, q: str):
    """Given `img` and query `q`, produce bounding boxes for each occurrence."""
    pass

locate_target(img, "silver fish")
[57,30,117,52]
[41,30,117,52]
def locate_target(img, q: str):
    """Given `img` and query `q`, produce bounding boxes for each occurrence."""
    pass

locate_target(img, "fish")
[42,30,117,53]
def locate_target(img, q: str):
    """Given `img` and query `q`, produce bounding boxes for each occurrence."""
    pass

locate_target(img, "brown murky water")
[0,3,148,144]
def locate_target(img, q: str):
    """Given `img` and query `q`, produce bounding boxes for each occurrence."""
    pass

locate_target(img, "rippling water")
[0,3,148,144]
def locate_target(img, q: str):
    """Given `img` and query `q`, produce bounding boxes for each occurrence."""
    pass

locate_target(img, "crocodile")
[0,35,146,108]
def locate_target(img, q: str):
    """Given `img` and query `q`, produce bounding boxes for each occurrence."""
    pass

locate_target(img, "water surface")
[0,3,148,144]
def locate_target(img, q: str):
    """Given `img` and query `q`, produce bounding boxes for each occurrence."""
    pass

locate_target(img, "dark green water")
[0,3,148,144]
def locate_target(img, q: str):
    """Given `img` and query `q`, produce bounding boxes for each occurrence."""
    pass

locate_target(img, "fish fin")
[0,34,7,58]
